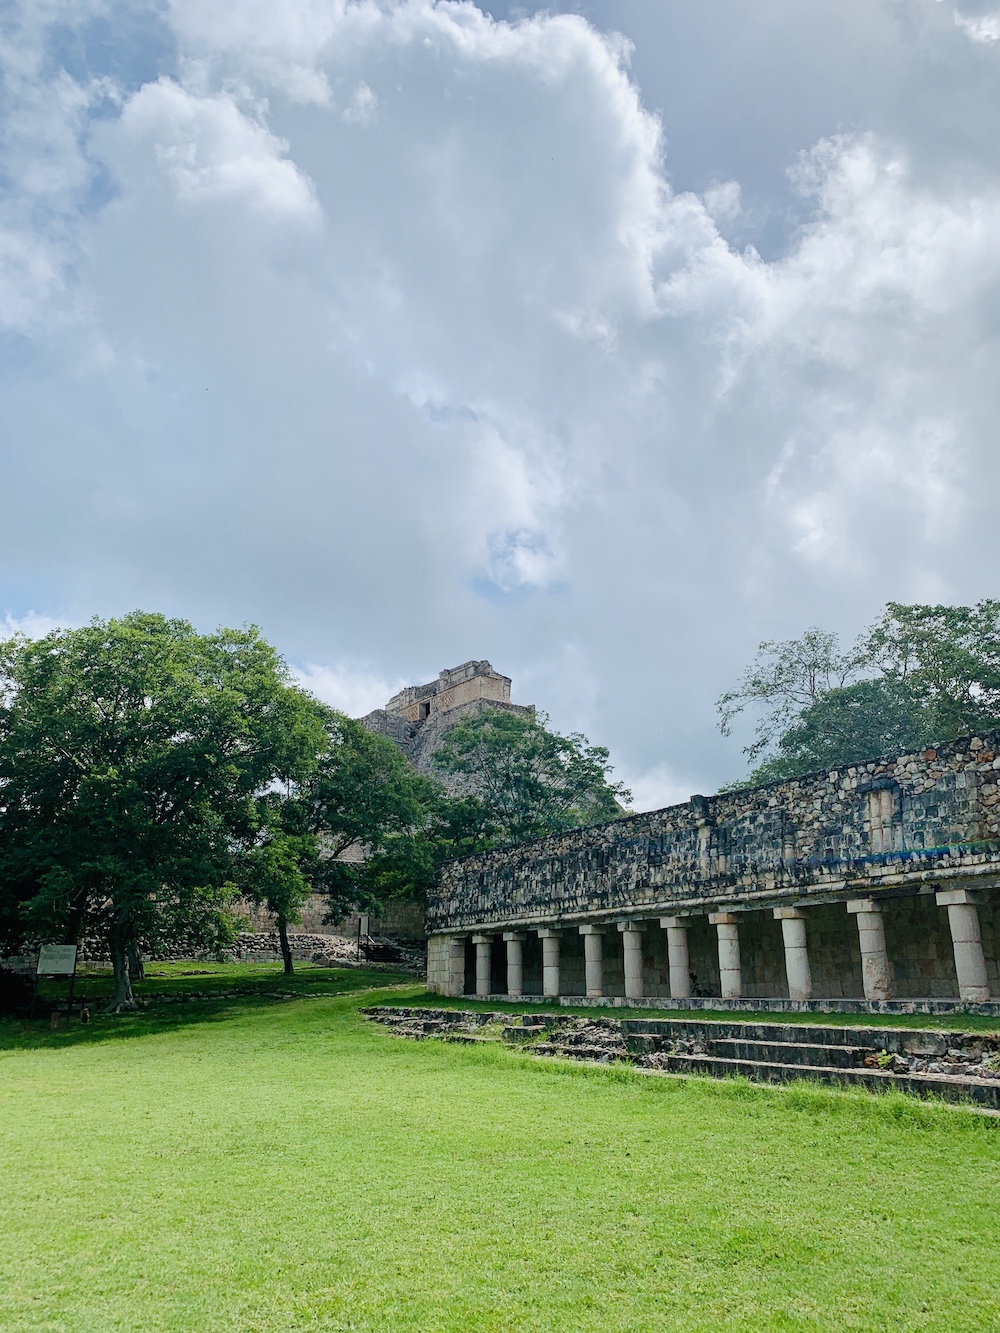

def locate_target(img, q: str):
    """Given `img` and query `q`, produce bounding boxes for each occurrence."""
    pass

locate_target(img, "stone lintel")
[579,924,605,935]
[772,906,806,921]
[709,911,739,926]
[846,897,883,915]
[471,933,494,945]
[935,888,981,907]
[502,931,526,942]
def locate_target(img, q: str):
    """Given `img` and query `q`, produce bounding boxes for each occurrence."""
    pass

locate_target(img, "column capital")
[773,906,806,921]
[709,911,739,926]
[660,916,690,929]
[502,931,526,942]
[935,888,981,907]
[616,921,643,933]
[579,924,605,935]
[471,933,494,945]
[846,897,883,915]
[536,927,561,939]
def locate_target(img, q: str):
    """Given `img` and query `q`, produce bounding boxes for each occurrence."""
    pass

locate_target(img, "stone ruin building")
[426,731,1000,1014]
[360,659,534,778]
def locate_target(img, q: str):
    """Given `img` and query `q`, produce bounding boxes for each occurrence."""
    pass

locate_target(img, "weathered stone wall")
[360,660,534,778]
[430,732,1000,933]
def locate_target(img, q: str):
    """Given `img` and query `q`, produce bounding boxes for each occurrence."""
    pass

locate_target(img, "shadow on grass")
[0,974,424,1054]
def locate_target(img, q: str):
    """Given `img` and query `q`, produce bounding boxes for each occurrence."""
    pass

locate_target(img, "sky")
[3,0,1000,807]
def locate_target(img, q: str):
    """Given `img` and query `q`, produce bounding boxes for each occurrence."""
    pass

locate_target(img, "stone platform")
[362,1006,1000,1110]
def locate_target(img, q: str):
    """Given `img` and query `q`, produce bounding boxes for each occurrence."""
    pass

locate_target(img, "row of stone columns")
[448,886,992,1002]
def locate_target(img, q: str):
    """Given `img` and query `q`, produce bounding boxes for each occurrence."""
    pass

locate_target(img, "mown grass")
[2,972,999,1332]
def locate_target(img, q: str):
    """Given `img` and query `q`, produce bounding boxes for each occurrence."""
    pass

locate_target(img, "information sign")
[37,944,78,977]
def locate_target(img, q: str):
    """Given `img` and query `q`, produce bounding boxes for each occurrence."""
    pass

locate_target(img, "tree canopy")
[0,612,324,1006]
[361,708,630,907]
[718,601,1000,786]
[431,707,630,844]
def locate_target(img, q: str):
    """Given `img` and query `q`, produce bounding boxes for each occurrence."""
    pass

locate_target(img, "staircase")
[361,1007,1000,1110]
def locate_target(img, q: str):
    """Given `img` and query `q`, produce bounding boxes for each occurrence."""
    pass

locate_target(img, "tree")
[430,708,630,846]
[237,711,438,971]
[718,601,1000,786]
[0,613,322,1008]
[362,794,500,907]
[236,825,315,976]
[717,628,865,764]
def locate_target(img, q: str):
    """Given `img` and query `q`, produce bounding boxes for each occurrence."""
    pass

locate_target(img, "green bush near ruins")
[3,969,1000,1331]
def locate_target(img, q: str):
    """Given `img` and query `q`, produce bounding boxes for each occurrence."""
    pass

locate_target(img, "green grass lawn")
[2,973,1000,1332]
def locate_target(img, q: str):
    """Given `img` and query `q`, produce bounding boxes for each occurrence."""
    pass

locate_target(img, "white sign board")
[37,945,78,977]
[359,915,370,937]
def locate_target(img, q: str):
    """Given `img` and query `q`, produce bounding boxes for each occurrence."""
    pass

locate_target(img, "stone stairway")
[361,1006,1000,1109]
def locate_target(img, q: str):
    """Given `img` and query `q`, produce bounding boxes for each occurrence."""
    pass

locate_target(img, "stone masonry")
[427,732,1000,1009]
[360,660,534,778]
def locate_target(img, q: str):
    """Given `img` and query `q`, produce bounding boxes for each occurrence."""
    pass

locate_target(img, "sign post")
[31,945,80,1020]
[357,914,370,961]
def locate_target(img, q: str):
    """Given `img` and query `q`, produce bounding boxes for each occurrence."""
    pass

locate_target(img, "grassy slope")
[1,975,999,1332]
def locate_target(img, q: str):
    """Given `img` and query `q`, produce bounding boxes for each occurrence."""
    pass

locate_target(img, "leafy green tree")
[743,678,933,784]
[0,613,322,1008]
[717,628,865,764]
[362,795,500,907]
[719,601,1000,786]
[430,708,630,846]
[237,712,437,969]
[236,826,315,975]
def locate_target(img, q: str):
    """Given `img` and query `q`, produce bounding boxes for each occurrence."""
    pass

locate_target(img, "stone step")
[703,1038,866,1069]
[620,1018,984,1058]
[651,1051,1000,1110]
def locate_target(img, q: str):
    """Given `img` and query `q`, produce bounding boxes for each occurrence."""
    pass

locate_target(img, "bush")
[0,966,35,1016]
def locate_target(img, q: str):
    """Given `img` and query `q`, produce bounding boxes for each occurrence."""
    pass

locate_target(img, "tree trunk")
[109,936,138,1011]
[277,917,294,975]
[127,944,145,983]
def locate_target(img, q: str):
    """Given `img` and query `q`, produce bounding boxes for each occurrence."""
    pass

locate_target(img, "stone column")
[773,906,812,1001]
[709,912,742,1000]
[936,889,990,1002]
[537,928,561,998]
[503,932,526,998]
[846,898,892,1001]
[618,922,644,1000]
[660,916,691,999]
[447,935,466,997]
[580,925,604,998]
[472,933,493,999]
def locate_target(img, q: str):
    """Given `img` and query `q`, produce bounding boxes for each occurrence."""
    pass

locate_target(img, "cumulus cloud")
[2,0,1000,795]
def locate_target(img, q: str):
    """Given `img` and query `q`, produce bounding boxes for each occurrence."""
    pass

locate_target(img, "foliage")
[719,601,1000,786]
[0,612,322,1007]
[239,712,436,970]
[431,707,630,846]
[362,795,501,905]
[717,627,865,763]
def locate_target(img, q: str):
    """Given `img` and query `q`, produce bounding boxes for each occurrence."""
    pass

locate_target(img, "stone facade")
[360,659,534,777]
[427,732,1000,1009]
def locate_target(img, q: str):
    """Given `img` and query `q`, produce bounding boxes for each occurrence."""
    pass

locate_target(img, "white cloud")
[292,661,407,716]
[0,612,78,640]
[119,80,322,223]
[2,0,1000,796]
[954,6,1000,43]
